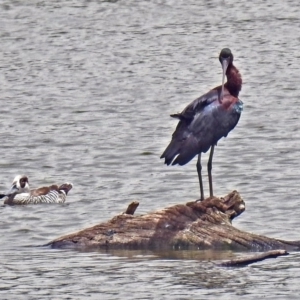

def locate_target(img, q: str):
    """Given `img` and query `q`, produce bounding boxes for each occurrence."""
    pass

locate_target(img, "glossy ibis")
[160,48,243,200]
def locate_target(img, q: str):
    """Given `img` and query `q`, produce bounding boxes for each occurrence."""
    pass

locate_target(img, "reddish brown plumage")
[30,184,73,197]
[31,185,60,197]
[225,64,242,98]
[221,93,240,111]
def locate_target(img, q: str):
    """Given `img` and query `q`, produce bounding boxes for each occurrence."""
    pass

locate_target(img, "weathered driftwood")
[219,249,289,267]
[46,191,300,252]
[124,201,139,215]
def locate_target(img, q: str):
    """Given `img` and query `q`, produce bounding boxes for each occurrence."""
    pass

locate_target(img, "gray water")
[1,0,300,298]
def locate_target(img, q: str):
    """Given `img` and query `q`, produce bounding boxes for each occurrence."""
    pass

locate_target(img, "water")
[1,0,300,298]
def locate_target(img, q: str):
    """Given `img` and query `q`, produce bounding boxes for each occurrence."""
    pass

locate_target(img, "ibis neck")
[224,63,242,97]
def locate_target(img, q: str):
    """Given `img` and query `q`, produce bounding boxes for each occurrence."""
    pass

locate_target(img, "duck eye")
[20,179,26,188]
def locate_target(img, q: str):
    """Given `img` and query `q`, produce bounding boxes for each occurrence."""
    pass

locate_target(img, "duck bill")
[5,184,19,196]
[220,58,230,102]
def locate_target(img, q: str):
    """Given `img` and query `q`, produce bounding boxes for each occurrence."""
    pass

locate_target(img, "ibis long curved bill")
[220,56,230,102]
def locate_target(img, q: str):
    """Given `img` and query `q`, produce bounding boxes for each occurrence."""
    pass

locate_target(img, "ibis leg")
[207,145,215,197]
[196,153,204,201]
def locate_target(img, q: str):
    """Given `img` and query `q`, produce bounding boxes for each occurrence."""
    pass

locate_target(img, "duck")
[1,175,73,205]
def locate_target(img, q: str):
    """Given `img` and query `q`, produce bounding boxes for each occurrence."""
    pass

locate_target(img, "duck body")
[2,175,73,205]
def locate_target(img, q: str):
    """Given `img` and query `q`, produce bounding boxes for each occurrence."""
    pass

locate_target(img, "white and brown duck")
[1,175,73,205]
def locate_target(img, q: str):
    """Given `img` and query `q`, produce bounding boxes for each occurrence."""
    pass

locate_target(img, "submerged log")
[219,249,289,267]
[46,191,300,252]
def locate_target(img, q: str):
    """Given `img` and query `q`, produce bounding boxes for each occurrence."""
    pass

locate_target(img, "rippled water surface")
[1,0,300,298]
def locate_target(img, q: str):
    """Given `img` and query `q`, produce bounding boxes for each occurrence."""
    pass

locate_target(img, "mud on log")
[46,191,300,252]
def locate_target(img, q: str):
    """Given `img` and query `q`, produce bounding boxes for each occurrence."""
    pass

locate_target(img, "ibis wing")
[171,88,220,121]
[161,88,220,165]
[162,92,242,166]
